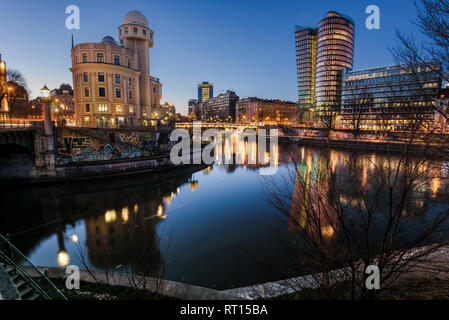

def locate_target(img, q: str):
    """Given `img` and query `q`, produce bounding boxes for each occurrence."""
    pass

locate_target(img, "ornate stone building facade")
[71,11,162,127]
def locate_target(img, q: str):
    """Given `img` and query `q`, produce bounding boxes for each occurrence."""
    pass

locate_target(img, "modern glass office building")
[295,27,318,110]
[341,63,442,131]
[315,11,355,114]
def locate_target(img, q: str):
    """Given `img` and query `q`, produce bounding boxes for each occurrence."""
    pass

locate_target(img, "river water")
[1,142,449,290]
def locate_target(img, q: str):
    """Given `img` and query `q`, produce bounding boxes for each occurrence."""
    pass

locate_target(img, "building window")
[143,29,147,35]
[115,74,120,84]
[99,87,106,97]
[83,73,89,82]
[116,89,121,98]
[142,109,147,117]
[129,90,133,100]
[125,27,128,33]
[116,105,122,112]
[82,53,88,62]
[128,59,131,68]
[85,103,91,112]
[114,55,120,65]
[97,53,104,63]
[129,105,135,113]
[84,88,89,97]
[98,73,105,82]
[128,77,132,86]
[134,27,138,33]
[98,104,108,112]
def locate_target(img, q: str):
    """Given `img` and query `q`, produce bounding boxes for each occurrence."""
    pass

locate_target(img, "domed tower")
[119,11,154,119]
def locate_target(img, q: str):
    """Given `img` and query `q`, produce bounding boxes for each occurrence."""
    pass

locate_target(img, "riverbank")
[0,149,204,185]
[21,267,240,300]
[19,244,449,300]
[279,136,449,158]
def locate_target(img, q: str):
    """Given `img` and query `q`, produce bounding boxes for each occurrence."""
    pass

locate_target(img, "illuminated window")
[98,104,108,112]
[116,105,122,112]
[129,105,135,113]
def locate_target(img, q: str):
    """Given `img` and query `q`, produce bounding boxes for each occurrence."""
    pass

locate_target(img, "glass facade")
[341,63,441,131]
[295,27,317,109]
[315,11,354,114]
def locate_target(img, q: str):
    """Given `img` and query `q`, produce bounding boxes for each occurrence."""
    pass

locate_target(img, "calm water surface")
[1,143,449,290]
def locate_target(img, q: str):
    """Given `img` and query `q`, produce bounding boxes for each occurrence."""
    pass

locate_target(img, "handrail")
[0,234,67,300]
[0,251,52,300]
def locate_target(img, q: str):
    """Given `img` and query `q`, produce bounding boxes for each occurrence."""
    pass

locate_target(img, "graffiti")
[64,131,174,162]
[71,144,143,162]
[63,137,92,149]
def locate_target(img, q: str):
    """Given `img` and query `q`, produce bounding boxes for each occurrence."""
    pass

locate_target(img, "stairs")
[0,234,67,300]
[0,263,40,300]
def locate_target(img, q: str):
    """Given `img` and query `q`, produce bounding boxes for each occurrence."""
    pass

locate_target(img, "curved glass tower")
[315,11,354,114]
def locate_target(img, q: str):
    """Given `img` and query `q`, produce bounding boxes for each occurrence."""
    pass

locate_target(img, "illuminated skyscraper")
[295,27,317,110]
[295,11,354,122]
[315,11,354,114]
[198,82,213,103]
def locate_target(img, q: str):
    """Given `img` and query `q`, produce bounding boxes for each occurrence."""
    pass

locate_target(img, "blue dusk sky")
[0,0,422,114]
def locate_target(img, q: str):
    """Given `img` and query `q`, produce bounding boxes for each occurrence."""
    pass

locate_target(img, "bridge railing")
[0,119,43,129]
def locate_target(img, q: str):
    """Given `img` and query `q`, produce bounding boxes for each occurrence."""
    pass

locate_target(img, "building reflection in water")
[287,146,449,244]
[0,165,205,276]
[212,130,280,171]
[1,142,449,286]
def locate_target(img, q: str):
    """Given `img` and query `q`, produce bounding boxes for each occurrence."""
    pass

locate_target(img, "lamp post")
[39,84,56,177]
[40,84,52,132]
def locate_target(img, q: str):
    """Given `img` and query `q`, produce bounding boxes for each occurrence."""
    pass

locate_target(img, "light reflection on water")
[1,142,449,290]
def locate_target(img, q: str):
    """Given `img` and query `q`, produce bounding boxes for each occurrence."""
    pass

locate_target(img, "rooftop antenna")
[71,34,74,49]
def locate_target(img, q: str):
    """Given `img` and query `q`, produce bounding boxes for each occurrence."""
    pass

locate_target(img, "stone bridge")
[0,114,176,181]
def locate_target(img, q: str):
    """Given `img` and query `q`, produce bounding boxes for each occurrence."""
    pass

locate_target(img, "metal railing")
[0,234,67,300]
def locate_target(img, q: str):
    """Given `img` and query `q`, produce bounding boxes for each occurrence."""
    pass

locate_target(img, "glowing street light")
[40,84,52,103]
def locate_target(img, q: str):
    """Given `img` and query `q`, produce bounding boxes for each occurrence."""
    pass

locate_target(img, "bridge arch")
[0,130,35,154]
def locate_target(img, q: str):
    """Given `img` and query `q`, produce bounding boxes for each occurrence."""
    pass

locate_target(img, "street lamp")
[40,84,51,103]
[40,84,53,132]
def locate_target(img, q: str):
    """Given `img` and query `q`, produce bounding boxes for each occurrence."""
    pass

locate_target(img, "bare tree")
[6,69,27,91]
[318,105,338,137]
[342,87,372,139]
[263,145,449,300]
[394,0,449,131]
[260,1,449,300]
